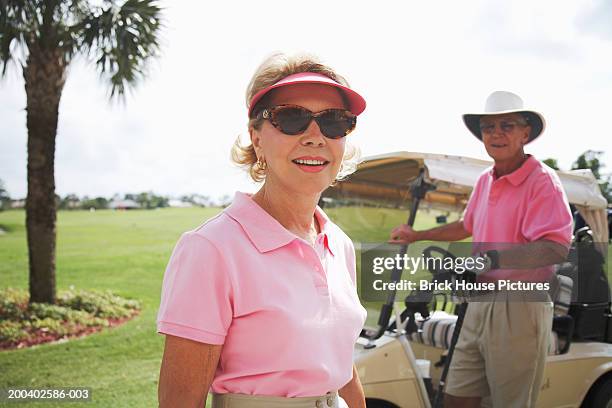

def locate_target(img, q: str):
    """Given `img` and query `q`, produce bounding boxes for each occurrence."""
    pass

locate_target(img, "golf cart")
[321,152,612,408]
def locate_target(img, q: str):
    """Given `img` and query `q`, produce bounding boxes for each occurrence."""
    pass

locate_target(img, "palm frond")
[0,0,43,74]
[76,0,163,97]
[1,0,163,95]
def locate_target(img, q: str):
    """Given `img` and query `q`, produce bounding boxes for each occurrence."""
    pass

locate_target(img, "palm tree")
[0,0,163,304]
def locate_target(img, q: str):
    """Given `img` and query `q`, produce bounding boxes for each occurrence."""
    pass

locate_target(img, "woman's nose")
[300,121,326,146]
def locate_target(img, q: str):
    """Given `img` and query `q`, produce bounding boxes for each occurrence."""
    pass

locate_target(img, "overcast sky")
[1,0,611,200]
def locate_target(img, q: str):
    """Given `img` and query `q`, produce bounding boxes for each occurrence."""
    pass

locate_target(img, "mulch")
[0,311,140,351]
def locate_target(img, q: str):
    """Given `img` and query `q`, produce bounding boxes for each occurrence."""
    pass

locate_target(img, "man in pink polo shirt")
[389,91,572,408]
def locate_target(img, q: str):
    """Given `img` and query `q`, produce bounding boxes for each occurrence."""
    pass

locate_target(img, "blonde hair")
[231,52,361,182]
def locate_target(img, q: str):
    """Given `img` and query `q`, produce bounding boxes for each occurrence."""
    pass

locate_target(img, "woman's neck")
[251,182,320,240]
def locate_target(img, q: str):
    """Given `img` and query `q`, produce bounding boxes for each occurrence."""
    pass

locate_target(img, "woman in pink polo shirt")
[157,53,368,408]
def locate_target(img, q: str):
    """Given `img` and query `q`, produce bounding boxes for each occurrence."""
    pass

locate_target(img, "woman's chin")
[286,177,334,196]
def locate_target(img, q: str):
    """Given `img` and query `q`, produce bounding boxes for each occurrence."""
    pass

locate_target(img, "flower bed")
[0,288,141,350]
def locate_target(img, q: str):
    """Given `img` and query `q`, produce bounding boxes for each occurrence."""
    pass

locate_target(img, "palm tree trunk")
[23,45,66,304]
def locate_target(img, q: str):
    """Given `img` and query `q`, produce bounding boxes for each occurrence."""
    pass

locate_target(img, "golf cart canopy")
[324,151,609,244]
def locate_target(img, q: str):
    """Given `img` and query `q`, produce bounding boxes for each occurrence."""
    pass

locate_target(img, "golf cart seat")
[408,274,574,355]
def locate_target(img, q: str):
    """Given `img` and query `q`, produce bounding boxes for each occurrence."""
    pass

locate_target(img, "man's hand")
[459,254,491,276]
[389,224,418,244]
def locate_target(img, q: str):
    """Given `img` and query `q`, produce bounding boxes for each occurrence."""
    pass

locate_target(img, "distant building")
[168,199,193,208]
[109,199,140,210]
[10,199,26,209]
[65,198,81,209]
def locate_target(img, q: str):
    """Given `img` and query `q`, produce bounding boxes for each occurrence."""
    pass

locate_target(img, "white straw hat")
[463,91,546,143]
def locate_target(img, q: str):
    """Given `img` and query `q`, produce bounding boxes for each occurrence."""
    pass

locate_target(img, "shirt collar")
[224,192,336,255]
[314,203,335,256]
[489,155,538,187]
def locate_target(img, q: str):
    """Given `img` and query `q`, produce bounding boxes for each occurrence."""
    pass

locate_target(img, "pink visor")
[248,72,366,117]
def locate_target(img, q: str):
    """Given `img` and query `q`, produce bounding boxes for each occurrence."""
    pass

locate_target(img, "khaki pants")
[212,391,341,408]
[445,294,553,408]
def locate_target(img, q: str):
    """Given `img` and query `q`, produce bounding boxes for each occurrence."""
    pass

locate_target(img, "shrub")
[28,303,73,320]
[57,289,140,319]
[0,288,28,320]
[0,321,28,343]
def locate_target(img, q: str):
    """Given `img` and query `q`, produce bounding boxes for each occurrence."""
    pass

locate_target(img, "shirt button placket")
[313,261,327,291]
[305,241,327,294]
[489,180,501,205]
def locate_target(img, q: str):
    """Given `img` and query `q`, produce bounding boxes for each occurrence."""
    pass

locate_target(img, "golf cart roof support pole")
[372,169,435,340]
[433,302,468,408]
[398,335,433,408]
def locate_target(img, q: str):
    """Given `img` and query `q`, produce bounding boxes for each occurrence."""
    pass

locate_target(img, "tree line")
[0,187,231,211]
[543,150,611,203]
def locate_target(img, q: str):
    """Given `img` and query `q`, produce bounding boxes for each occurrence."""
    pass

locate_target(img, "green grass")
[0,206,609,407]
[324,206,458,242]
[0,208,221,408]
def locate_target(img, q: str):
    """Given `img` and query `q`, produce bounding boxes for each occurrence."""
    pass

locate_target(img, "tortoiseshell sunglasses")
[258,104,357,139]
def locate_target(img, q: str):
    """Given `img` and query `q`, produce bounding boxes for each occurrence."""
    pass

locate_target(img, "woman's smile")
[292,155,330,173]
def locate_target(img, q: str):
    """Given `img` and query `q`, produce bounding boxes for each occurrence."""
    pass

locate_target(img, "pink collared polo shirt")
[462,155,572,282]
[156,192,367,397]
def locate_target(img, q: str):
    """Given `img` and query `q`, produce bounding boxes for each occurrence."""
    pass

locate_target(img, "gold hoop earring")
[257,157,267,171]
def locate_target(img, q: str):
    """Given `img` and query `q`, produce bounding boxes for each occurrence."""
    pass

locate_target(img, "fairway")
[1,206,610,407]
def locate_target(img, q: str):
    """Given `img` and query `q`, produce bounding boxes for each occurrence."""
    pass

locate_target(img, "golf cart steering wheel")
[390,246,459,333]
[422,246,458,277]
[421,246,474,312]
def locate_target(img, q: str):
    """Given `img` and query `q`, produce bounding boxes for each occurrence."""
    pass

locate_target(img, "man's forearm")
[496,240,569,269]
[417,220,471,242]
